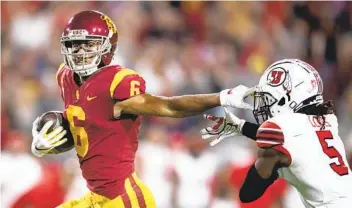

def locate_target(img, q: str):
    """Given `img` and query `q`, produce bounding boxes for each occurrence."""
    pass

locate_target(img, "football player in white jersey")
[201,59,352,207]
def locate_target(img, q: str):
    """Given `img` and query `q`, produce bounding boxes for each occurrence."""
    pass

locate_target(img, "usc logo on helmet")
[101,15,117,34]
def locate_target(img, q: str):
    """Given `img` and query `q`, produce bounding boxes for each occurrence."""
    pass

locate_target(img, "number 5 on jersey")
[316,130,349,176]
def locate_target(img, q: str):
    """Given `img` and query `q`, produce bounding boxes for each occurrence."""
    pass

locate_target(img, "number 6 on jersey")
[130,80,140,96]
[66,105,89,158]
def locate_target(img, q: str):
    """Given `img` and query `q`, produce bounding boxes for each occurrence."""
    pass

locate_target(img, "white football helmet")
[253,59,324,124]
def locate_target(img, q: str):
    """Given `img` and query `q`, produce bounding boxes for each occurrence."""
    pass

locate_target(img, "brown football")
[36,111,75,153]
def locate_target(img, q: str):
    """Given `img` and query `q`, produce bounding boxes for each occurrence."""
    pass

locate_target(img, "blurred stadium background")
[1,1,352,208]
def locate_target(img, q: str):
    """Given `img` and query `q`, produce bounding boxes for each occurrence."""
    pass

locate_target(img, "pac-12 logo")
[267,67,287,87]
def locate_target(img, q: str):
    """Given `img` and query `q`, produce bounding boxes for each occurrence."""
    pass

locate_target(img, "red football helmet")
[61,10,118,76]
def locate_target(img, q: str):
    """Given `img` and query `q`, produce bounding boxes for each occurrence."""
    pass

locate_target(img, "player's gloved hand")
[31,118,67,157]
[219,85,254,110]
[200,108,245,146]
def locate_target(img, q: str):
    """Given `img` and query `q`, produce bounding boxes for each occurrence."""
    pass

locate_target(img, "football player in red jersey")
[31,10,252,208]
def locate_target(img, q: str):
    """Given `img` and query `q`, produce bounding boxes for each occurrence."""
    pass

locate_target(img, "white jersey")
[256,113,352,207]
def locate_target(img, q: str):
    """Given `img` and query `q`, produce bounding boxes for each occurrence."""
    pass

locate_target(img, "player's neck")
[80,75,90,82]
[74,73,90,86]
[74,66,105,86]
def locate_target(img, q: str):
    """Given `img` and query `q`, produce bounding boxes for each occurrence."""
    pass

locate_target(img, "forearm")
[239,164,278,203]
[166,93,220,117]
[114,93,220,118]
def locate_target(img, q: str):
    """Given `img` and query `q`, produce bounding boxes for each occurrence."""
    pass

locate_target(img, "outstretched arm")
[114,84,253,119]
[109,68,253,119]
[114,93,220,118]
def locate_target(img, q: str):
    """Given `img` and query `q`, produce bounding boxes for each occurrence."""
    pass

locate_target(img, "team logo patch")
[267,67,287,87]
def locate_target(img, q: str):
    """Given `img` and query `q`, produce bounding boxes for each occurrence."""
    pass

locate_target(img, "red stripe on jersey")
[257,137,284,145]
[259,121,281,130]
[256,121,284,147]
[257,142,276,148]
[257,129,283,134]
[257,132,284,141]
[129,175,147,208]
[273,145,292,165]
[121,191,132,208]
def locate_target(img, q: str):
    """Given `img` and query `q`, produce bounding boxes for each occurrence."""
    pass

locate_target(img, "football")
[37,111,75,153]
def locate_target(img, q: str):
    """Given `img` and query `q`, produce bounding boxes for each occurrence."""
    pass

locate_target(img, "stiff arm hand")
[220,85,254,110]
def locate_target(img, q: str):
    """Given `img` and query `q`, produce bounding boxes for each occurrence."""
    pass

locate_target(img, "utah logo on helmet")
[267,67,287,87]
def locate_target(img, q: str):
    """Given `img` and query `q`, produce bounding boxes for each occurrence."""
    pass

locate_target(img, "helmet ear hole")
[278,97,285,106]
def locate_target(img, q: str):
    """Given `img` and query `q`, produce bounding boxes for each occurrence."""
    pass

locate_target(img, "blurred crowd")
[1,1,352,208]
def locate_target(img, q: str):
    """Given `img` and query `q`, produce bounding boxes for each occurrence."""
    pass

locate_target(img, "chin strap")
[75,65,99,77]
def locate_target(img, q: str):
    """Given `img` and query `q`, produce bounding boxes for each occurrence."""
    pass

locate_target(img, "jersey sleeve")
[256,120,292,165]
[109,68,146,100]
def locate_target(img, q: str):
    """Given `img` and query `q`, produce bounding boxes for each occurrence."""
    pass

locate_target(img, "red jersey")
[56,64,146,199]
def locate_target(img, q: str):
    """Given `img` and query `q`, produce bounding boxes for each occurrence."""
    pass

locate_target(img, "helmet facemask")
[253,89,278,124]
[61,32,111,77]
